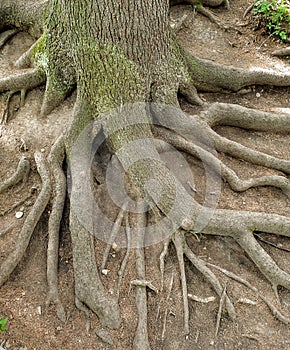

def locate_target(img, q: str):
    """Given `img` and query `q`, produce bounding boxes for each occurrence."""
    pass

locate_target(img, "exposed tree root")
[173,231,190,335]
[15,38,41,69]
[0,223,17,238]
[0,69,45,122]
[117,215,132,294]
[203,102,290,132]
[69,210,121,329]
[187,54,290,92]
[0,68,45,93]
[46,136,66,322]
[170,0,230,28]
[3,2,290,347]
[153,125,290,198]
[254,233,290,253]
[184,240,236,319]
[215,284,227,336]
[0,152,51,286]
[206,262,257,292]
[41,76,75,117]
[132,207,151,350]
[271,47,290,57]
[101,202,127,271]
[160,238,171,292]
[1,89,27,124]
[243,2,255,18]
[0,29,18,50]
[260,296,290,324]
[161,271,175,343]
[0,156,30,194]
[233,230,290,297]
[0,187,36,217]
[206,262,290,324]
[196,5,228,29]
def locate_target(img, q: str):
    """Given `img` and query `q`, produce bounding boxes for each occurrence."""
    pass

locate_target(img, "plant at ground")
[0,317,8,333]
[253,0,290,40]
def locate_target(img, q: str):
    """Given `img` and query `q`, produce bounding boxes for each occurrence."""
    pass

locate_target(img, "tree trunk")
[43,0,189,332]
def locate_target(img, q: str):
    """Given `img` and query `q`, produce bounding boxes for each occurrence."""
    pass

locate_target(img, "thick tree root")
[46,137,66,322]
[69,210,121,329]
[0,68,45,93]
[41,76,74,117]
[0,29,18,50]
[203,102,290,132]
[233,230,290,296]
[154,125,290,198]
[0,152,51,286]
[187,55,290,92]
[0,156,30,194]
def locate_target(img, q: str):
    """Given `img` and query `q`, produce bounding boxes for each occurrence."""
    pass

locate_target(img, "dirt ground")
[1,1,290,349]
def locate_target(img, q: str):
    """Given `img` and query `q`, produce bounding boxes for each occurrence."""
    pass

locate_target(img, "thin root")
[184,241,236,320]
[215,284,227,336]
[0,223,17,238]
[173,231,190,335]
[0,156,30,194]
[160,238,170,292]
[0,187,37,217]
[161,272,175,343]
[206,261,290,324]
[0,152,51,286]
[117,215,132,295]
[101,202,127,271]
[1,89,27,124]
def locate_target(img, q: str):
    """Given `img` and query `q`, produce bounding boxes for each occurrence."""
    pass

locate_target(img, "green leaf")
[0,317,8,332]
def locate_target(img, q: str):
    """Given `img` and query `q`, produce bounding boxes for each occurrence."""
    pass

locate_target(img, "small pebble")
[256,92,261,98]
[15,211,24,219]
[101,269,109,276]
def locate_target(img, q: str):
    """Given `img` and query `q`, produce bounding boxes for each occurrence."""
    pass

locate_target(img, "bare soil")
[1,1,290,349]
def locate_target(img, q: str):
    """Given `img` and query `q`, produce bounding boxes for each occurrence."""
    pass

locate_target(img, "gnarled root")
[0,152,51,286]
